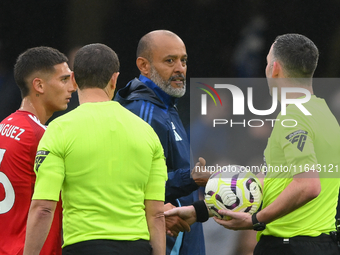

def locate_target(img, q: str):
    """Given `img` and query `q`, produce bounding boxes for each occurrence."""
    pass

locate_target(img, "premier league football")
[205,166,263,220]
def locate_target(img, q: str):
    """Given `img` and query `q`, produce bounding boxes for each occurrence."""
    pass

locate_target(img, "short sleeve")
[144,133,168,201]
[279,115,318,176]
[32,121,65,201]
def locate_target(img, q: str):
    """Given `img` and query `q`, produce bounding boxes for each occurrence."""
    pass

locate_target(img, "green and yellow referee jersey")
[33,101,167,247]
[259,95,340,240]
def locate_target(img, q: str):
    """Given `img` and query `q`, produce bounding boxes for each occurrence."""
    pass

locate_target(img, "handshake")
[165,200,216,236]
[164,200,256,236]
[164,156,257,236]
[165,157,212,236]
[164,157,255,236]
[164,202,195,237]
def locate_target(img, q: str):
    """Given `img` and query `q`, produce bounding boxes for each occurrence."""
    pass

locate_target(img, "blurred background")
[1,1,340,254]
[2,0,340,122]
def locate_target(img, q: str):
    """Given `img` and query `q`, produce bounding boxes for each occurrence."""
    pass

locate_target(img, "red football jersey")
[0,110,62,255]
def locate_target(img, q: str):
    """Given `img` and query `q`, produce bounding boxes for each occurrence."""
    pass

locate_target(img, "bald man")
[115,30,208,255]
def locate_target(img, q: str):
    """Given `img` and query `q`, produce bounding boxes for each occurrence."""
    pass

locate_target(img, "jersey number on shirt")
[0,148,15,214]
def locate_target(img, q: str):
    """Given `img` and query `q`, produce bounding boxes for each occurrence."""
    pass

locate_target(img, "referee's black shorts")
[254,234,339,255]
[62,239,152,255]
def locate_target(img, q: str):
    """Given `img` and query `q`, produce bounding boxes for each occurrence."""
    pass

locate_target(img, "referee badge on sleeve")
[34,150,50,172]
[285,130,308,152]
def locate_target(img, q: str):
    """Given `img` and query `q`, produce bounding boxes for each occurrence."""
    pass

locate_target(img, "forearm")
[145,200,166,255]
[148,214,166,255]
[23,200,56,255]
[257,172,320,224]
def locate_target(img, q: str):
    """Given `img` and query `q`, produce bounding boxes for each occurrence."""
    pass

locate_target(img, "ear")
[71,72,79,90]
[110,72,120,91]
[32,78,44,94]
[136,57,150,78]
[271,61,282,78]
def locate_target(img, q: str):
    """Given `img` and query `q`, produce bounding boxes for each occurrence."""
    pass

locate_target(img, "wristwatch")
[252,212,266,231]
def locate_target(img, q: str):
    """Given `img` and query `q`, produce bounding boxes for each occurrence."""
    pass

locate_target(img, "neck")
[19,96,52,125]
[78,87,112,104]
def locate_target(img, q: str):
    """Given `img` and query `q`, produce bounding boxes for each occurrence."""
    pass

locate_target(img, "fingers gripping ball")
[204,166,262,220]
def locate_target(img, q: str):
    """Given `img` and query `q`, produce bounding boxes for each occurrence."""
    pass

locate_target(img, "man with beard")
[115,30,208,255]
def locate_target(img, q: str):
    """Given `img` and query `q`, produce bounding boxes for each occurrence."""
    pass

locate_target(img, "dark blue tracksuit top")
[114,75,205,255]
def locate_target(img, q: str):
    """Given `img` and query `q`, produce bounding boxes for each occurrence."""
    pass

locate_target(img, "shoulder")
[47,106,83,128]
[116,103,162,142]
[2,112,46,141]
[26,114,46,131]
[121,100,169,125]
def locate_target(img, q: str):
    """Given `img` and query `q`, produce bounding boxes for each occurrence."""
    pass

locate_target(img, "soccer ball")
[204,165,263,220]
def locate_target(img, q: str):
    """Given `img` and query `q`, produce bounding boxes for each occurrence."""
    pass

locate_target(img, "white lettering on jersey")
[0,124,25,141]
[15,129,25,141]
[10,127,19,139]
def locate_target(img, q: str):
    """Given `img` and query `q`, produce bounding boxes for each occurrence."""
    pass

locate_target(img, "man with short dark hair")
[115,30,208,255]
[0,46,76,255]
[23,43,167,255]
[217,34,340,255]
[166,34,340,255]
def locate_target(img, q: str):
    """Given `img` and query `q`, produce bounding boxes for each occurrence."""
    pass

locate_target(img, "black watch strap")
[252,212,266,231]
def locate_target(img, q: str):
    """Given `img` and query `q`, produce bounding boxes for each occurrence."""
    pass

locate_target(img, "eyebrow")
[165,54,188,59]
[59,74,71,79]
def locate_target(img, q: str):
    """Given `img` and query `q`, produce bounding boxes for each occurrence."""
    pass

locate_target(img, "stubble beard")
[150,65,186,98]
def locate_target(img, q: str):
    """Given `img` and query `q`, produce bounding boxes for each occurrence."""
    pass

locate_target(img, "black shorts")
[254,234,339,255]
[62,239,152,255]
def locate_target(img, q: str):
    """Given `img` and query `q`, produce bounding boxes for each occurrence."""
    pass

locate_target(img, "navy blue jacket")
[114,75,205,255]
